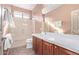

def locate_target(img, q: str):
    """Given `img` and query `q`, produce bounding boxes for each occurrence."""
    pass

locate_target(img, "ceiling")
[12,4,63,15]
[42,4,62,14]
[12,4,37,10]
[32,4,44,16]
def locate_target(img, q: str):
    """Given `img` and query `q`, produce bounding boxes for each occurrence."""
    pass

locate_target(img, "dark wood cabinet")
[36,38,43,55]
[32,36,79,55]
[50,44,54,55]
[59,46,78,55]
[53,44,60,55]
[32,36,37,53]
[53,44,79,55]
[42,41,51,55]
[58,46,70,55]
[32,36,43,55]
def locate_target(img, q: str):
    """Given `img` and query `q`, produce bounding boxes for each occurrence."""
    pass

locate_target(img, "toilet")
[26,38,32,48]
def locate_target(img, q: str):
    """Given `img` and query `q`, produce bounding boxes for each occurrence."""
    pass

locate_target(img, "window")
[14,11,30,19]
[14,11,22,18]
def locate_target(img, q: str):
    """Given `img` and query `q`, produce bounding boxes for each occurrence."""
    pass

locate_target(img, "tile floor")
[8,45,35,55]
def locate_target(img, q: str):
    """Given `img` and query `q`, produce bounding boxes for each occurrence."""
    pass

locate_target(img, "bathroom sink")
[43,36,55,42]
[47,38,55,42]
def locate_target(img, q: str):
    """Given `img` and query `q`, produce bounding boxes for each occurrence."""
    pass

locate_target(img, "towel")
[3,33,13,50]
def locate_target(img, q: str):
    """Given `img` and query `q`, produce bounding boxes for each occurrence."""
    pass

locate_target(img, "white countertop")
[32,32,79,54]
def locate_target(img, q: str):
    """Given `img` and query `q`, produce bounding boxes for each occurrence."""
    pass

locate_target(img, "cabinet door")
[43,41,51,55]
[32,36,37,53]
[36,38,43,55]
[53,44,59,55]
[50,44,54,55]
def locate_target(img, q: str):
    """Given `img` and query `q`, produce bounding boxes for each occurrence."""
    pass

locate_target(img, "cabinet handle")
[55,46,57,48]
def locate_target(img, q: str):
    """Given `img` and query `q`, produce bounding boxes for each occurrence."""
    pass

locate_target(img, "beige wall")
[35,20,42,33]
[47,4,79,33]
[34,20,49,33]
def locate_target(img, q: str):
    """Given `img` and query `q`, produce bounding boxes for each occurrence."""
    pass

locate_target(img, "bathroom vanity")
[32,32,79,55]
